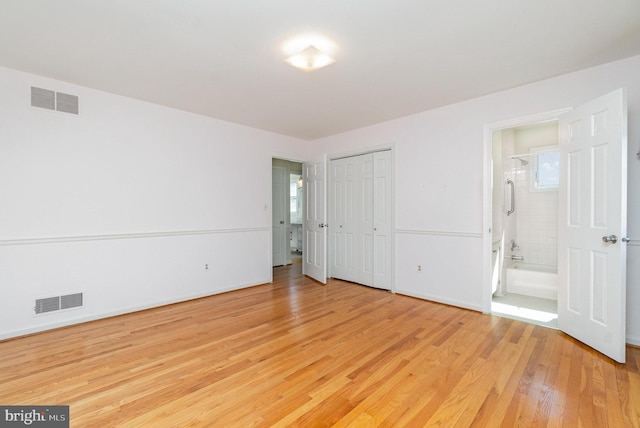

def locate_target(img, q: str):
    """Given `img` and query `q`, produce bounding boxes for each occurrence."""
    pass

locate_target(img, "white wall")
[0,66,308,339]
[310,55,640,344]
[3,55,640,344]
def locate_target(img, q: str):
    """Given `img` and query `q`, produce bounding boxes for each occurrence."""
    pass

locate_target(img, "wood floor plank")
[626,372,640,428]
[1,261,639,427]
[545,341,572,428]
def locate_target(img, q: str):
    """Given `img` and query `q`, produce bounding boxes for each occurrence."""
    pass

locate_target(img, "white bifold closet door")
[330,150,391,290]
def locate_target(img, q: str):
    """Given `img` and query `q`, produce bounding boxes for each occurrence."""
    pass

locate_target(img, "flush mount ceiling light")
[282,34,337,72]
[285,45,335,72]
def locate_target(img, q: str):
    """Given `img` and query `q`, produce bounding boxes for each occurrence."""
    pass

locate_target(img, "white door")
[303,157,327,284]
[329,153,373,287]
[373,151,392,290]
[558,88,627,363]
[329,150,392,290]
[329,156,358,282]
[359,154,374,286]
[272,165,286,267]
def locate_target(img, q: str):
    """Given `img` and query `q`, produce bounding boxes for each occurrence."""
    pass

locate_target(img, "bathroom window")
[531,147,559,191]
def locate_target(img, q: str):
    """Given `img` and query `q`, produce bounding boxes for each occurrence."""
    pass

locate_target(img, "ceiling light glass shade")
[285,45,335,72]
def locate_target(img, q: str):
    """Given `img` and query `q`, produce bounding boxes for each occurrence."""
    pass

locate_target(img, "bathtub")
[505,263,557,300]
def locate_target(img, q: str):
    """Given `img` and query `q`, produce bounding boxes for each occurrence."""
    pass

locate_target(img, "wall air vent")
[61,292,83,309]
[31,87,55,110]
[56,92,79,114]
[35,296,60,314]
[35,292,84,315]
[30,86,79,115]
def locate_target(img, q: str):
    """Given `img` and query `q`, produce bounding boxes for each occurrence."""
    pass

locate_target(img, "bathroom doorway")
[489,118,562,328]
[272,158,303,267]
[483,90,628,363]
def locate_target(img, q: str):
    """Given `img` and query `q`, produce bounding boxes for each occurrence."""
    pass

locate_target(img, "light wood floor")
[2,262,639,427]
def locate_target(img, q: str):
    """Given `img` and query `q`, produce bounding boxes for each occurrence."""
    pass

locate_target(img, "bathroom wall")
[491,131,504,245]
[500,128,517,268]
[513,123,559,268]
[497,123,559,270]
[289,174,303,225]
[491,131,504,294]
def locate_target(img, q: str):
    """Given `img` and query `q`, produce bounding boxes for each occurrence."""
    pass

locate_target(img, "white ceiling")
[1,0,639,140]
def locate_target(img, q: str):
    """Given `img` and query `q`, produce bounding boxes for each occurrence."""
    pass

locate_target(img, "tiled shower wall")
[509,123,559,268]
[511,162,558,267]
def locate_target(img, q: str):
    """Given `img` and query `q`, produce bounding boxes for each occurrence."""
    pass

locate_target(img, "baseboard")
[395,289,482,312]
[626,335,640,347]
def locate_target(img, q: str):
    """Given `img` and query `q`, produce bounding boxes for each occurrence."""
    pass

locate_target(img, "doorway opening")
[290,172,303,261]
[486,115,566,329]
[484,90,627,363]
[272,158,303,267]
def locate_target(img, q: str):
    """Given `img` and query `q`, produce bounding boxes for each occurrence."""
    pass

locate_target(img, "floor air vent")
[31,86,79,115]
[35,292,83,314]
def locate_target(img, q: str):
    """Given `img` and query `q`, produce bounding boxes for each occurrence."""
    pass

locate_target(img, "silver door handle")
[602,235,618,244]
[318,223,328,228]
[622,237,631,243]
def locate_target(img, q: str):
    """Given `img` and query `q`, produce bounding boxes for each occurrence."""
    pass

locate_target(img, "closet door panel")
[373,151,392,290]
[330,157,358,283]
[358,154,374,286]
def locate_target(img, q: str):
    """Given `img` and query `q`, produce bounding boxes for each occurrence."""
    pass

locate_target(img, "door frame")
[270,155,305,283]
[271,164,287,267]
[481,108,571,313]
[327,145,396,292]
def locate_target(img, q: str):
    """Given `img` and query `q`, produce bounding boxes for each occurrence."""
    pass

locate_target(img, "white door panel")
[373,151,392,290]
[558,88,627,363]
[303,157,327,284]
[359,155,374,286]
[330,157,358,282]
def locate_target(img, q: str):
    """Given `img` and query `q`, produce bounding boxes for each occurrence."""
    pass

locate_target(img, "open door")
[558,88,627,363]
[303,156,327,284]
